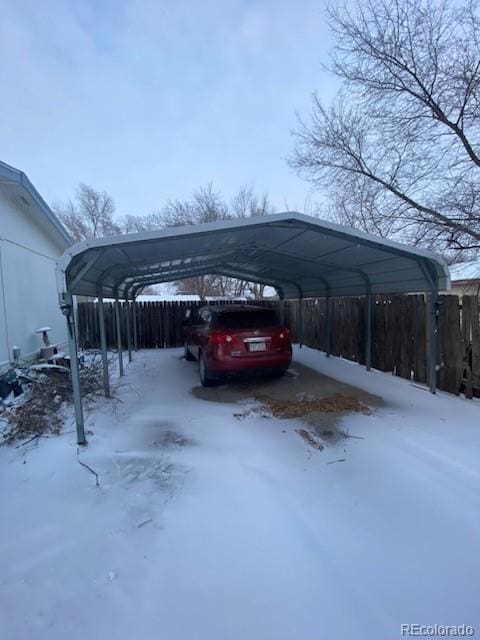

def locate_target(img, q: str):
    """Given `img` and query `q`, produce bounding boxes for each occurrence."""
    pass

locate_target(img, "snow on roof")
[136,294,200,302]
[134,282,199,301]
[134,283,276,302]
[449,261,480,282]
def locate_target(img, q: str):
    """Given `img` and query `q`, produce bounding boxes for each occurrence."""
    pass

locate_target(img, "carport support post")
[97,292,110,398]
[64,293,86,445]
[365,292,373,372]
[126,301,132,363]
[427,289,439,394]
[114,297,124,376]
[324,297,331,357]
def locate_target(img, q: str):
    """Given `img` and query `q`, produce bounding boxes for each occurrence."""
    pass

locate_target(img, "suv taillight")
[279,327,290,339]
[209,331,233,344]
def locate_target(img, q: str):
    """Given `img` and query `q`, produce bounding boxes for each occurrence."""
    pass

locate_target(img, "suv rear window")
[217,309,278,329]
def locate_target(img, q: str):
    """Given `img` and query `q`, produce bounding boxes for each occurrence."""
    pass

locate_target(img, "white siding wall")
[449,282,480,298]
[0,190,67,369]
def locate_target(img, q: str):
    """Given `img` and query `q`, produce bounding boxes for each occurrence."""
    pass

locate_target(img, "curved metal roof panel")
[56,213,450,300]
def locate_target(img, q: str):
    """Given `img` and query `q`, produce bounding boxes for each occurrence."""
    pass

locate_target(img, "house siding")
[0,189,67,369]
[449,282,480,298]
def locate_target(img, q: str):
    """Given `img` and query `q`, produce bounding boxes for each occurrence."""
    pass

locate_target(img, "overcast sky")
[0,0,336,217]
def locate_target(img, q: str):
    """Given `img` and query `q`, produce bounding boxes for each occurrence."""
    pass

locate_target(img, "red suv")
[183,305,292,386]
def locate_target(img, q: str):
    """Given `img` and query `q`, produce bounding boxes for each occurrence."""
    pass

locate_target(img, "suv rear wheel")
[199,352,215,387]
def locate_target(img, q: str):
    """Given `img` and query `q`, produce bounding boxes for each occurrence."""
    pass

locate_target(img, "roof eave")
[0,160,73,249]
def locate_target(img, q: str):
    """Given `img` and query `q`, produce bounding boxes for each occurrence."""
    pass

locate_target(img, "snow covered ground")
[1,346,479,640]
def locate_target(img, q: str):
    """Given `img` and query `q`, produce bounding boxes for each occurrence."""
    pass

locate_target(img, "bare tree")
[158,184,229,298]
[291,0,480,255]
[120,212,164,233]
[54,180,276,299]
[52,199,90,242]
[229,187,274,299]
[231,185,274,218]
[159,184,275,298]
[53,183,119,241]
[162,183,231,228]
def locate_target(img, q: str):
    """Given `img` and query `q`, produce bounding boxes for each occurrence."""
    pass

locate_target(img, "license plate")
[248,341,267,352]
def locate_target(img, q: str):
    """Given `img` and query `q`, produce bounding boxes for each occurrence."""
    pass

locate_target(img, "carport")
[56,212,450,445]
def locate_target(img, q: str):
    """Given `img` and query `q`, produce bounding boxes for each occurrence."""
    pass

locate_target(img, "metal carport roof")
[57,212,449,301]
[55,212,450,446]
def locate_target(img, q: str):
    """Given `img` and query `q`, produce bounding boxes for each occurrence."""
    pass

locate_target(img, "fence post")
[115,297,124,376]
[276,288,285,325]
[97,292,110,398]
[427,290,439,393]
[297,292,304,348]
[133,299,138,351]
[126,302,132,362]
[365,292,373,371]
[324,296,331,357]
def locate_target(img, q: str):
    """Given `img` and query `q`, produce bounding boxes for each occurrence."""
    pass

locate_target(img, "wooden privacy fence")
[284,295,479,397]
[77,295,480,397]
[77,299,276,351]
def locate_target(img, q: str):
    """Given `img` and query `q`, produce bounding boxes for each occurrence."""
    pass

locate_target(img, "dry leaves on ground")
[256,393,372,419]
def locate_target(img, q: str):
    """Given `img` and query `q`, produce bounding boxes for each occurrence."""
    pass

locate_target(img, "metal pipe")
[97,292,110,397]
[114,297,124,376]
[64,293,86,445]
[325,296,331,357]
[126,301,132,362]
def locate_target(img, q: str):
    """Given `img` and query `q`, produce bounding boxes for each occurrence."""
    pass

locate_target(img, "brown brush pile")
[0,356,105,445]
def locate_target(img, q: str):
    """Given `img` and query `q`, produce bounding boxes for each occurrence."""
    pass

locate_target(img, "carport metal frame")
[56,213,449,445]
